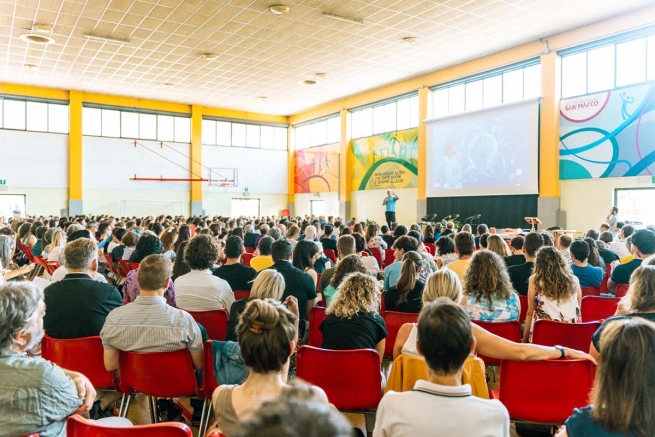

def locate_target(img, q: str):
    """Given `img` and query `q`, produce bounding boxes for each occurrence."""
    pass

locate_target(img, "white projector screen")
[425,98,540,197]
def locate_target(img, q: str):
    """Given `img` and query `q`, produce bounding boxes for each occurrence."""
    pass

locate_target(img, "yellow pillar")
[417,87,429,205]
[190,105,203,215]
[68,91,83,215]
[339,109,351,219]
[287,126,296,213]
[539,52,561,197]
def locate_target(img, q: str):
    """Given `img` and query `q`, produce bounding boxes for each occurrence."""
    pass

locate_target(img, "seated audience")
[385,251,425,313]
[112,230,138,261]
[322,254,368,307]
[540,231,554,246]
[214,236,257,291]
[463,250,519,322]
[318,235,356,293]
[160,226,178,260]
[620,235,634,264]
[508,232,543,296]
[31,226,46,257]
[50,232,108,283]
[171,240,190,281]
[106,227,126,257]
[504,236,525,267]
[583,237,606,269]
[285,225,300,250]
[319,225,337,251]
[598,231,620,264]
[408,230,438,281]
[384,235,419,290]
[243,224,259,249]
[46,229,66,262]
[609,229,655,293]
[608,224,634,260]
[585,229,600,240]
[250,236,275,272]
[175,234,234,311]
[422,224,435,244]
[321,272,387,360]
[0,235,35,281]
[366,223,388,255]
[487,234,511,259]
[353,232,381,276]
[474,224,489,249]
[123,233,176,306]
[374,299,510,437]
[292,240,321,285]
[444,231,475,283]
[381,225,395,248]
[435,235,458,266]
[570,240,604,287]
[441,221,455,237]
[523,247,582,343]
[479,233,490,249]
[555,234,573,263]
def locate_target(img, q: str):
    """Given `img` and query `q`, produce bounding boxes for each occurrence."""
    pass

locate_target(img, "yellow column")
[339,109,351,219]
[417,87,429,201]
[287,125,295,211]
[540,52,561,197]
[68,91,83,215]
[190,105,203,215]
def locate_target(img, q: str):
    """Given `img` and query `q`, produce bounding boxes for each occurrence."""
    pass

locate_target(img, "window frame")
[349,92,419,140]
[202,116,289,151]
[0,95,70,134]
[293,113,341,150]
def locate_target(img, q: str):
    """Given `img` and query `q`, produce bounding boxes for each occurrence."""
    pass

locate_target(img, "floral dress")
[464,292,520,322]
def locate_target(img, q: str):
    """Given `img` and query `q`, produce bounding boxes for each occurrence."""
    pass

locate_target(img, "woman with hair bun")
[210,297,327,437]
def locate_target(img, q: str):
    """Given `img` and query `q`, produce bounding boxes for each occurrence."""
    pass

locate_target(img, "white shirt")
[51,266,108,283]
[642,253,655,266]
[361,253,381,276]
[174,269,235,312]
[47,246,64,262]
[374,380,509,437]
[608,240,630,260]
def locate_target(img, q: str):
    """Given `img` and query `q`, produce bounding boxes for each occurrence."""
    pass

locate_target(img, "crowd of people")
[1,211,654,437]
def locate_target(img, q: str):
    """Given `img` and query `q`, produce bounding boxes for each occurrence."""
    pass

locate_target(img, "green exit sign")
[0,180,6,185]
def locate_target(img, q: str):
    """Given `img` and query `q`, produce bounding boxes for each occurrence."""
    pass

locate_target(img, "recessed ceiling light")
[322,12,364,25]
[200,53,218,60]
[299,79,319,86]
[84,34,130,45]
[258,96,269,101]
[314,72,329,79]
[269,4,290,15]
[401,37,418,45]
[19,33,55,44]
[162,82,175,88]
[24,64,39,70]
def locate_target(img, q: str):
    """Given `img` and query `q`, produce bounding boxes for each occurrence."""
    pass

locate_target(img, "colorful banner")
[559,82,655,179]
[350,128,418,190]
[293,143,339,193]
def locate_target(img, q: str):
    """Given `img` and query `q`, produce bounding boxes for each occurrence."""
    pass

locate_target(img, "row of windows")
[294,115,340,150]
[351,94,419,140]
[82,107,191,143]
[202,119,288,150]
[0,99,69,134]
[561,35,655,98]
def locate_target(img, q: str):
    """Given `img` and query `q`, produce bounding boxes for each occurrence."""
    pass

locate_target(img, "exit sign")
[0,180,6,185]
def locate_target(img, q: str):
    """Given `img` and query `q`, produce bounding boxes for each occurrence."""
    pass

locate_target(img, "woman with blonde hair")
[320,272,387,360]
[463,250,520,322]
[226,269,286,341]
[286,225,300,250]
[353,223,365,237]
[486,234,511,258]
[523,246,581,343]
[46,230,66,262]
[384,251,424,313]
[557,318,655,437]
[460,224,472,234]
[160,226,179,261]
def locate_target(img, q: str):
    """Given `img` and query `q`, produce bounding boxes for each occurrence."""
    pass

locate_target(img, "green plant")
[441,218,462,230]
[365,219,377,228]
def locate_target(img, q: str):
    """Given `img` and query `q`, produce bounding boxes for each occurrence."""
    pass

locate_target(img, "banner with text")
[350,128,418,191]
[559,82,655,179]
[294,143,339,193]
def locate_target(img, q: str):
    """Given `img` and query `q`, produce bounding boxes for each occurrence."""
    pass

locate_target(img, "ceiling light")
[314,72,329,79]
[162,82,175,88]
[19,34,55,44]
[299,79,319,86]
[201,53,218,60]
[258,96,269,101]
[322,12,364,25]
[84,34,130,45]
[401,37,418,45]
[269,4,290,15]
[24,64,39,70]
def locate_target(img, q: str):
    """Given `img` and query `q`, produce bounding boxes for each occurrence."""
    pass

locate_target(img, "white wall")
[294,192,339,217]
[560,176,653,230]
[350,188,418,226]
[204,193,288,217]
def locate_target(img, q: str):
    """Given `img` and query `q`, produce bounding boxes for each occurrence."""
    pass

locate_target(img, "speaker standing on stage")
[383,190,399,229]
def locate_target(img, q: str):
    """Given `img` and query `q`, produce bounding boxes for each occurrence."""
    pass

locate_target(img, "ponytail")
[395,251,423,304]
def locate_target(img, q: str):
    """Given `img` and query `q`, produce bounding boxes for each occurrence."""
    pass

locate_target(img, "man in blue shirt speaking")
[382,190,399,229]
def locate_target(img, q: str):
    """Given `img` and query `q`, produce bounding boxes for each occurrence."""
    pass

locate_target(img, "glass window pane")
[202,119,216,145]
[562,52,587,98]
[246,124,260,148]
[120,112,138,138]
[217,121,231,146]
[295,125,308,149]
[483,75,502,107]
[397,98,410,130]
[448,84,465,114]
[587,45,615,93]
[4,100,26,130]
[648,36,655,81]
[410,95,419,127]
[327,116,340,144]
[232,123,246,147]
[275,127,287,150]
[157,115,174,141]
[433,88,449,117]
[0,99,3,128]
[261,125,274,149]
[384,101,396,132]
[139,113,157,140]
[311,120,327,146]
[82,107,101,136]
[48,105,69,134]
[361,107,373,137]
[174,117,191,143]
[372,105,385,135]
[465,80,483,111]
[523,64,541,99]
[616,38,646,86]
[503,69,523,103]
[26,102,48,132]
[101,109,120,137]
[351,110,362,139]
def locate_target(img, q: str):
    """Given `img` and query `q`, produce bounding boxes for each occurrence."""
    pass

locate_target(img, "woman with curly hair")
[322,254,368,307]
[462,250,519,322]
[320,272,387,361]
[523,246,581,342]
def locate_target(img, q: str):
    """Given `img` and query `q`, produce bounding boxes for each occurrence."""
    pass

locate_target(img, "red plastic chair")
[490,359,595,424]
[103,254,117,276]
[614,283,629,298]
[45,261,60,275]
[369,248,383,267]
[531,320,601,351]
[119,259,135,275]
[324,249,337,264]
[382,311,419,358]
[380,291,386,314]
[518,295,529,326]
[18,242,35,263]
[316,273,321,289]
[308,306,327,347]
[233,290,251,301]
[184,309,228,341]
[600,264,611,294]
[361,251,369,257]
[383,249,395,268]
[67,414,192,436]
[580,286,601,297]
[244,246,255,254]
[581,296,620,322]
[241,253,253,267]
[424,242,436,256]
[470,321,521,366]
[296,346,382,432]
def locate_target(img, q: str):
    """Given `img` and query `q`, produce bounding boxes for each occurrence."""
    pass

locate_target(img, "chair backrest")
[296,346,382,410]
[382,311,419,358]
[424,242,436,256]
[600,263,611,293]
[33,256,47,267]
[498,359,595,423]
[233,290,251,301]
[308,306,327,347]
[470,320,521,366]
[119,259,133,274]
[361,251,369,257]
[580,286,600,298]
[369,248,383,267]
[581,296,620,322]
[324,249,337,264]
[184,309,228,341]
[380,291,386,314]
[45,261,60,275]
[119,349,199,398]
[67,414,193,437]
[202,340,218,398]
[615,283,630,298]
[518,295,529,326]
[103,254,116,274]
[383,249,395,267]
[241,253,253,267]
[41,335,115,390]
[316,273,321,289]
[531,320,601,351]
[244,246,255,254]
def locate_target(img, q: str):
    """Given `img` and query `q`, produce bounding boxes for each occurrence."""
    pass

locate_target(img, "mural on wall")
[350,128,418,190]
[294,143,339,193]
[559,82,655,179]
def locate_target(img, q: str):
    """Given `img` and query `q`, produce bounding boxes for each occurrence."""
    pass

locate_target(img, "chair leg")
[198,398,211,436]
[120,394,132,418]
[364,412,376,434]
[148,396,157,423]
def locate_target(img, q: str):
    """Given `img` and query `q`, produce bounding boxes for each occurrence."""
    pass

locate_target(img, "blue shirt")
[571,264,604,287]
[565,406,636,437]
[383,261,402,290]
[385,196,397,212]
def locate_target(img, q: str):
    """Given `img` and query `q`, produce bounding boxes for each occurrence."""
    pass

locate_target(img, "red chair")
[244,246,255,254]
[45,261,60,275]
[600,264,611,294]
[184,309,228,341]
[361,251,369,257]
[241,253,253,267]
[296,346,382,432]
[324,249,337,264]
[316,273,321,289]
[424,242,436,256]
[382,311,419,358]
[119,259,135,275]
[490,359,595,424]
[580,286,601,297]
[470,321,521,366]
[581,296,620,322]
[67,414,192,437]
[17,242,35,263]
[233,289,250,301]
[383,249,395,268]
[198,340,219,436]
[128,262,140,271]
[369,248,383,267]
[615,283,629,298]
[380,291,386,314]
[531,320,601,352]
[308,306,327,347]
[518,295,529,326]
